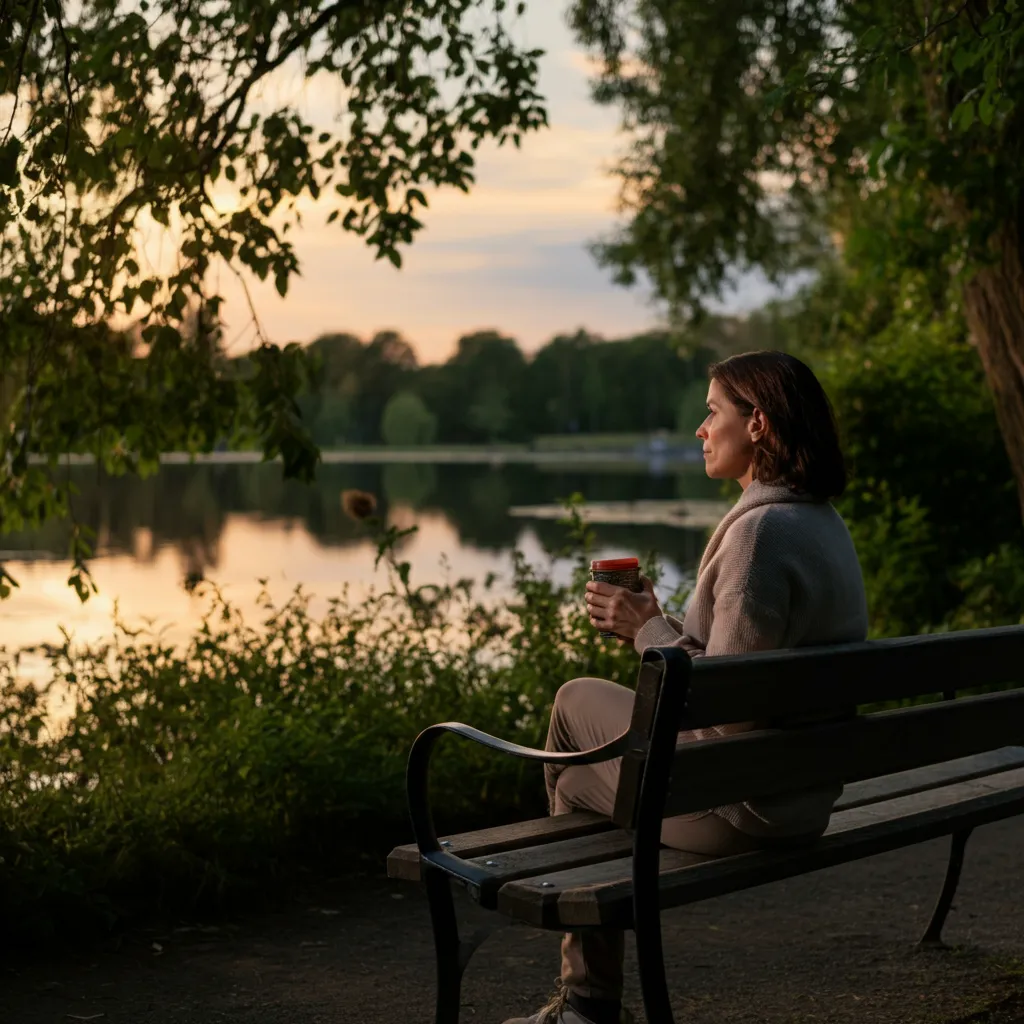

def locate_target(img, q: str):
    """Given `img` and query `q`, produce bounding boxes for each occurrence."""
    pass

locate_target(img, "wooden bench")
[387,626,1024,1024]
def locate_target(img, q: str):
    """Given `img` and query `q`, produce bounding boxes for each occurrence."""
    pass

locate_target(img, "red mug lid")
[590,557,639,571]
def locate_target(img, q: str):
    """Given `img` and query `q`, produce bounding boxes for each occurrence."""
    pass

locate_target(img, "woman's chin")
[703,457,741,481]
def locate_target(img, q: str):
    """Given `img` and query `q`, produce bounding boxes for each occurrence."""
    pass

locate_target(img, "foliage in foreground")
[0,510,676,938]
[0,0,546,591]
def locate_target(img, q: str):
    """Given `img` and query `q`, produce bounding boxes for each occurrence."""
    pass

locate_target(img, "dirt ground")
[2,817,1024,1024]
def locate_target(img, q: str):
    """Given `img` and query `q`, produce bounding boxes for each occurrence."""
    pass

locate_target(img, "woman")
[504,351,868,1024]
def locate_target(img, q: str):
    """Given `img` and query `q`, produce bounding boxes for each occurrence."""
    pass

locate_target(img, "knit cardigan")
[633,479,869,836]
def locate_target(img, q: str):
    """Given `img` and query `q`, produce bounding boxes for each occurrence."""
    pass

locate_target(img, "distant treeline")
[284,315,768,448]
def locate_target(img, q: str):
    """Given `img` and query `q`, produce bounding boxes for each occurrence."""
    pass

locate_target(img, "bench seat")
[387,747,1024,927]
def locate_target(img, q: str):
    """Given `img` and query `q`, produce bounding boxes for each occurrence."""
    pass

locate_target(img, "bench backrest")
[611,626,1024,829]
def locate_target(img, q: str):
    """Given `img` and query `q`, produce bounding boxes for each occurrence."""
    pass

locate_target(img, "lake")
[0,457,728,675]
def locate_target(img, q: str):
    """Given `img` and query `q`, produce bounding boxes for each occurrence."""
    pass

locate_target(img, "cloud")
[213,102,645,360]
[219,222,663,363]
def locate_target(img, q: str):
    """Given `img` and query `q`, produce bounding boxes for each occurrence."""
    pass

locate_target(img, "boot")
[501,981,633,1024]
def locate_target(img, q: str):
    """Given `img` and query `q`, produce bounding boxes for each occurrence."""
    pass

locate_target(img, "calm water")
[1,460,724,671]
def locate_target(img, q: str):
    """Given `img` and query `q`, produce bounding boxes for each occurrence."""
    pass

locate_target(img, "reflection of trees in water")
[381,462,438,508]
[2,462,715,574]
[429,468,517,550]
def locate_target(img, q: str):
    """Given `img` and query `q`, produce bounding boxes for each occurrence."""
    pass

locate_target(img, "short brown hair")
[709,350,846,500]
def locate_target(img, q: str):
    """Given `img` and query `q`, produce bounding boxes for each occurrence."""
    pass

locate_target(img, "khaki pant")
[544,677,763,1001]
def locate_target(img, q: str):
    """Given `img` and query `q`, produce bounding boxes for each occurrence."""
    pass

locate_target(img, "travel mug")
[589,557,643,638]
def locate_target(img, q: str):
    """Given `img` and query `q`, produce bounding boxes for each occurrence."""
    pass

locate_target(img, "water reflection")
[0,461,723,659]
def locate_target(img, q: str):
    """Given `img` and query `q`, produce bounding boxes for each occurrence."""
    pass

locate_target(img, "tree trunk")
[961,218,1024,522]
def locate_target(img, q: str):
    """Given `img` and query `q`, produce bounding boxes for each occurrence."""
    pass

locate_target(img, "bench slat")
[462,829,636,904]
[497,766,1024,928]
[834,746,1024,812]
[683,626,1024,727]
[661,687,1024,817]
[386,810,614,882]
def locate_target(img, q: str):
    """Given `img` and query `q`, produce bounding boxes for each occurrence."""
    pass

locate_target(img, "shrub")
[0,505,682,938]
[943,544,1024,631]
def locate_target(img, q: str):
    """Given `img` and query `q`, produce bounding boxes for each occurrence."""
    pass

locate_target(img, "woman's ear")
[748,408,770,444]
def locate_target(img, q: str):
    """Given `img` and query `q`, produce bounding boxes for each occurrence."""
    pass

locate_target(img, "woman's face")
[696,378,759,485]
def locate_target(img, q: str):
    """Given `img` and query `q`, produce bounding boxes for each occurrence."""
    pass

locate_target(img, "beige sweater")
[634,480,868,836]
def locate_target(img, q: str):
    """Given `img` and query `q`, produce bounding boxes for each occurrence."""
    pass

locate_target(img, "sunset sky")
[214,5,779,365]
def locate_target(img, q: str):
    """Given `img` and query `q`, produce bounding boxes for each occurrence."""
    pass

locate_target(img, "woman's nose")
[696,419,709,440]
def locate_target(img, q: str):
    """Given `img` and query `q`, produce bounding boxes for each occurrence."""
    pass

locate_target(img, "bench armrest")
[407,720,631,864]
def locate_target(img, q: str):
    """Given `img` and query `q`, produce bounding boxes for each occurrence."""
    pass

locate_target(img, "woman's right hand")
[585,575,662,640]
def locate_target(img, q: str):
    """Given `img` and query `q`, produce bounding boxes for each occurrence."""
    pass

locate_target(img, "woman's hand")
[585,576,663,641]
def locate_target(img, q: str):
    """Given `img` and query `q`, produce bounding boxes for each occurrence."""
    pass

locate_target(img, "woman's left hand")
[585,576,663,640]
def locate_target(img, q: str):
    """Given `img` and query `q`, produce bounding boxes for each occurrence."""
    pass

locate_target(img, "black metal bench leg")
[919,828,974,948]
[423,866,499,1023]
[635,907,675,1024]
[425,866,467,1024]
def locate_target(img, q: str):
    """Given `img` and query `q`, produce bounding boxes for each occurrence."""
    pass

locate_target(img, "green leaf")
[861,26,884,50]
[0,565,20,600]
[978,90,996,126]
[952,46,978,75]
[0,138,21,186]
[981,13,1006,35]
[950,100,976,132]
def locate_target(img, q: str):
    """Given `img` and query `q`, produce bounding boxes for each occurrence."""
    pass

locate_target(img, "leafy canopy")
[568,0,1024,317]
[0,0,545,595]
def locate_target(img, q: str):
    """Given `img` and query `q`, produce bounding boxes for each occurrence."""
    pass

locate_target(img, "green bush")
[0,506,680,938]
[943,544,1024,631]
[824,296,1018,571]
[841,481,938,638]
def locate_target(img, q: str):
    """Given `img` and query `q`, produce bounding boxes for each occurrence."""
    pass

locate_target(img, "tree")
[357,331,419,442]
[0,0,546,594]
[526,329,601,434]
[298,332,363,444]
[676,379,708,438]
[569,0,1024,516]
[443,330,528,442]
[466,380,514,441]
[380,390,437,446]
